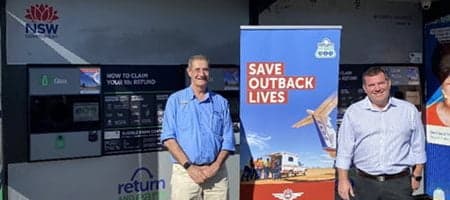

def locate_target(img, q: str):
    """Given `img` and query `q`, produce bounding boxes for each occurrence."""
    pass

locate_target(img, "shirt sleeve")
[160,95,177,143]
[221,101,236,152]
[410,108,426,164]
[335,108,356,170]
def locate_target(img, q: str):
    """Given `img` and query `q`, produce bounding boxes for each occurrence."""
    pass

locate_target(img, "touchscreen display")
[73,102,99,122]
[30,95,100,133]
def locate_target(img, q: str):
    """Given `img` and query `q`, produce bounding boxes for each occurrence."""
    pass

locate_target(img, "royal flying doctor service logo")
[315,38,336,59]
[272,188,304,200]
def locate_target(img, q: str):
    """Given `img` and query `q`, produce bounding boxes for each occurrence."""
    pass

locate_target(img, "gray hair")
[188,54,209,68]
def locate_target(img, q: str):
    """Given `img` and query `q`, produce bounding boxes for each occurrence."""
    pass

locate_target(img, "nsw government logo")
[315,38,336,59]
[24,4,59,38]
[118,167,167,200]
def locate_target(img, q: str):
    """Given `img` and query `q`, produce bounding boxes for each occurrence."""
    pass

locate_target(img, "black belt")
[356,168,410,182]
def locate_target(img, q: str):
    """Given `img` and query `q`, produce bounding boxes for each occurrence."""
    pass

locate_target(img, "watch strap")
[183,161,192,169]
[412,174,422,182]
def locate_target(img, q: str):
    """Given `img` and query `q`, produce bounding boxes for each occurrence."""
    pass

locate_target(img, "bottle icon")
[41,75,49,86]
[55,135,65,149]
[433,187,445,200]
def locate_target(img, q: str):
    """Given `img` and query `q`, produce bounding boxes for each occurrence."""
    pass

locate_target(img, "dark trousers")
[352,173,413,200]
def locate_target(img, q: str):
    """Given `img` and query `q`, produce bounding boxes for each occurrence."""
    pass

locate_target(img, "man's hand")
[411,164,424,191]
[411,178,420,191]
[338,178,355,200]
[200,164,220,179]
[186,165,208,184]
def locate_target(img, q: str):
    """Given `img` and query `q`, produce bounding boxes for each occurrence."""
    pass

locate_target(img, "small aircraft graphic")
[292,92,337,158]
[273,188,304,200]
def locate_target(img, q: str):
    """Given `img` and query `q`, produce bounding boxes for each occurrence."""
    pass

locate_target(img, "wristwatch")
[411,174,422,182]
[183,161,192,170]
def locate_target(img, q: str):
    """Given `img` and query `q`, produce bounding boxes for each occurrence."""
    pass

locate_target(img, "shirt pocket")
[211,110,224,135]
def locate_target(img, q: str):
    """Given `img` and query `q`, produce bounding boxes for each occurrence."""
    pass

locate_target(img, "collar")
[363,96,397,111]
[185,86,211,102]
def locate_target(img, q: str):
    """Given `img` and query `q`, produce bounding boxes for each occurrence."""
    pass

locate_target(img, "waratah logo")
[24,4,59,38]
[25,4,59,23]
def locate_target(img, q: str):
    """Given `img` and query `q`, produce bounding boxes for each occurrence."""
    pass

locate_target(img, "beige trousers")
[170,164,228,200]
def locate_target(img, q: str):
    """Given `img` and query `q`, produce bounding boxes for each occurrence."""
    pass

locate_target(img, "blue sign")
[424,18,450,199]
[240,26,341,200]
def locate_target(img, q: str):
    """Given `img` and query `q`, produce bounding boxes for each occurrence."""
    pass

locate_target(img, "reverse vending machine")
[28,66,102,161]
[26,65,186,161]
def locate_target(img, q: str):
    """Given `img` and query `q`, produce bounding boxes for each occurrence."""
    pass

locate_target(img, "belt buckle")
[376,176,386,182]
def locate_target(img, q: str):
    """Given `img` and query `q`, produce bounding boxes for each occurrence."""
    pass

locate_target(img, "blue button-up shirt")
[160,87,236,165]
[336,97,426,175]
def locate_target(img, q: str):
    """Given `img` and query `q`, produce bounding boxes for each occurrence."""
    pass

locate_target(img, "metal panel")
[30,131,101,161]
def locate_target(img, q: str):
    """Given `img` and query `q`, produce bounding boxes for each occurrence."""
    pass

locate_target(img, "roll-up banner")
[424,17,450,199]
[240,26,341,200]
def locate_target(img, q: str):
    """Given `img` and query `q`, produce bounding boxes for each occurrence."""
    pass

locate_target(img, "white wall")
[260,0,423,64]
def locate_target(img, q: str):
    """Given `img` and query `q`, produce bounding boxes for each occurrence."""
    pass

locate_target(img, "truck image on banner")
[240,26,341,200]
[268,152,307,178]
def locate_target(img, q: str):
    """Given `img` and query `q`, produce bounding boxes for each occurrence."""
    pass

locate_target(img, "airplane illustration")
[292,92,337,158]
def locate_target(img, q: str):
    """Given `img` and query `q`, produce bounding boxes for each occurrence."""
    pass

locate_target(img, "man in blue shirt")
[160,55,235,200]
[336,67,426,200]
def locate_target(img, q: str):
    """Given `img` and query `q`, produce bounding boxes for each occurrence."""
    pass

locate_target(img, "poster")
[101,66,185,155]
[240,26,341,200]
[424,17,450,199]
[425,20,450,146]
[80,67,101,94]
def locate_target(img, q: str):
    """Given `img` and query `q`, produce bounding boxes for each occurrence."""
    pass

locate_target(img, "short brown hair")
[432,43,450,83]
[362,66,389,84]
[188,54,209,68]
